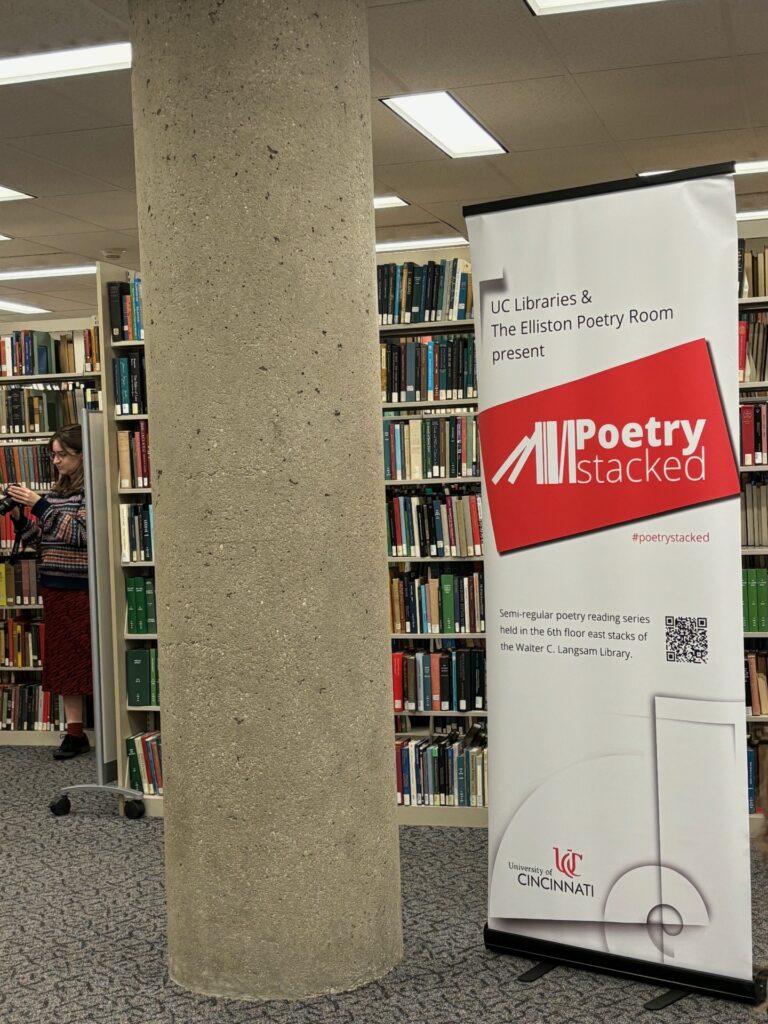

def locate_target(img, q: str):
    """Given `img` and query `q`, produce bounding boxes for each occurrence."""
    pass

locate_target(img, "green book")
[145,577,157,632]
[118,357,131,414]
[134,577,148,634]
[126,649,151,706]
[149,647,158,707]
[440,574,454,634]
[748,568,759,633]
[125,736,143,794]
[745,569,753,630]
[758,569,768,633]
[125,576,138,635]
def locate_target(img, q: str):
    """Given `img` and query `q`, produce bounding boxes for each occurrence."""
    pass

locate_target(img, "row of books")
[119,501,154,563]
[377,258,472,325]
[746,651,768,717]
[1,683,64,731]
[0,443,52,491]
[0,563,42,606]
[383,414,480,481]
[0,383,100,435]
[743,568,768,632]
[387,491,483,558]
[740,243,768,301]
[380,335,477,403]
[0,329,101,377]
[125,575,157,635]
[738,313,768,383]
[108,276,144,342]
[0,618,44,667]
[126,647,159,707]
[739,404,768,465]
[742,482,768,548]
[395,725,487,807]
[126,730,163,796]
[117,423,151,488]
[392,648,486,712]
[113,355,148,416]
[395,713,486,734]
[748,741,761,814]
[390,569,485,635]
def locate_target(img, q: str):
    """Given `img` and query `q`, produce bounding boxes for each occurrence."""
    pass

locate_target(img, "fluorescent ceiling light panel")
[735,161,768,175]
[0,235,12,242]
[374,195,409,209]
[382,92,505,159]
[526,0,670,13]
[0,185,32,202]
[737,210,768,221]
[0,43,131,86]
[0,299,50,314]
[376,236,469,253]
[0,265,96,281]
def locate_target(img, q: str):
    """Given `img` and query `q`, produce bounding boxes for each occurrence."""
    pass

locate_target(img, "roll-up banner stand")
[464,165,762,1003]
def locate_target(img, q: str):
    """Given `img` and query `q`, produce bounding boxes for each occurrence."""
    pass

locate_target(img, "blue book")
[458,272,468,320]
[426,340,435,400]
[393,264,401,324]
[401,745,411,805]
[748,746,757,814]
[419,583,428,635]
[451,651,459,710]
[457,750,466,806]
[393,423,402,480]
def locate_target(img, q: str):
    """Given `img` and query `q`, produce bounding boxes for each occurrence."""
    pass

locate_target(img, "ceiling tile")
[419,200,479,234]
[0,204,103,237]
[736,171,768,196]
[536,0,729,74]
[736,56,768,130]
[619,129,759,175]
[0,1,128,58]
[5,126,135,191]
[42,70,133,132]
[495,143,635,194]
[0,240,60,258]
[0,144,118,197]
[0,77,129,141]
[375,156,511,205]
[375,221,466,245]
[0,253,96,271]
[575,59,747,140]
[30,229,139,267]
[369,56,409,100]
[33,190,137,231]
[372,101,447,166]
[367,0,564,93]
[374,204,436,228]
[729,1,768,56]
[454,76,611,153]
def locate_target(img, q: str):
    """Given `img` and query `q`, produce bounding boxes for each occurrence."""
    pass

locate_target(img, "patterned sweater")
[15,491,88,590]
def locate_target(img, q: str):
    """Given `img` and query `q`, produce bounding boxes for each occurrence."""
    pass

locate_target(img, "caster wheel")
[50,795,71,817]
[124,799,145,820]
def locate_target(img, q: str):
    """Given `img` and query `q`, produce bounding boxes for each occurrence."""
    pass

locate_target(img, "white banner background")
[467,174,752,981]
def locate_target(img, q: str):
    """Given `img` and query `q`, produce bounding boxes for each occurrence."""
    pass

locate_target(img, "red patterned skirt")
[40,586,93,696]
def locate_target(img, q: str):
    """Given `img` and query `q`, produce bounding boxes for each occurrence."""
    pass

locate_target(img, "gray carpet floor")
[1,746,768,1023]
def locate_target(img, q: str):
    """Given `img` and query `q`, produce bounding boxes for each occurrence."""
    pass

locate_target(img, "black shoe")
[53,733,90,760]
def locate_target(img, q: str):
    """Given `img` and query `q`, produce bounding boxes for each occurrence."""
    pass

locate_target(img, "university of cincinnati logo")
[491,417,707,487]
[553,846,583,878]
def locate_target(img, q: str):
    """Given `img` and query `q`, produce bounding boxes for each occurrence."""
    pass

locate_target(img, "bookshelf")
[378,253,486,825]
[95,265,163,817]
[0,316,103,741]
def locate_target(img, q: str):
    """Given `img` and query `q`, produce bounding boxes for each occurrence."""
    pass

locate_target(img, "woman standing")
[7,425,91,759]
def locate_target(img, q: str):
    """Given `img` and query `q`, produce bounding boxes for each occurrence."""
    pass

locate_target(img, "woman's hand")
[7,484,41,508]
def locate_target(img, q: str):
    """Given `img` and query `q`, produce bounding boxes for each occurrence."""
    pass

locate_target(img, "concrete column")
[127,0,402,1000]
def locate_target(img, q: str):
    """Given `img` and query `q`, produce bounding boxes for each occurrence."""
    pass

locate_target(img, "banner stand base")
[643,988,691,1011]
[517,962,557,983]
[485,925,764,1005]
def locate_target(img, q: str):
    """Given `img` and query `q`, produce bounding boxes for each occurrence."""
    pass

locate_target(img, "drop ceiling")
[0,0,766,321]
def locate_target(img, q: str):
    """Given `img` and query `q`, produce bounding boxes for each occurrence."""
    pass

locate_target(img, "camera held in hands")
[0,488,18,516]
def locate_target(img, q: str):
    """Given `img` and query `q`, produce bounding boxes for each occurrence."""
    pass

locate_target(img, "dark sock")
[67,721,84,738]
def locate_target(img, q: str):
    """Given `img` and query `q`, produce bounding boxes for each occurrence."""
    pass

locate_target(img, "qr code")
[665,616,708,664]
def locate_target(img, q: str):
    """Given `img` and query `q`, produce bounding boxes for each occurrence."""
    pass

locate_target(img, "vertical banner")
[465,167,757,1000]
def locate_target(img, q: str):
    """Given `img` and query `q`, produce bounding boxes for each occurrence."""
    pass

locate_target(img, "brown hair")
[48,425,84,497]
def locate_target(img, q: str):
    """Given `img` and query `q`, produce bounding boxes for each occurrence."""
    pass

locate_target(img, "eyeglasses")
[50,451,68,462]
